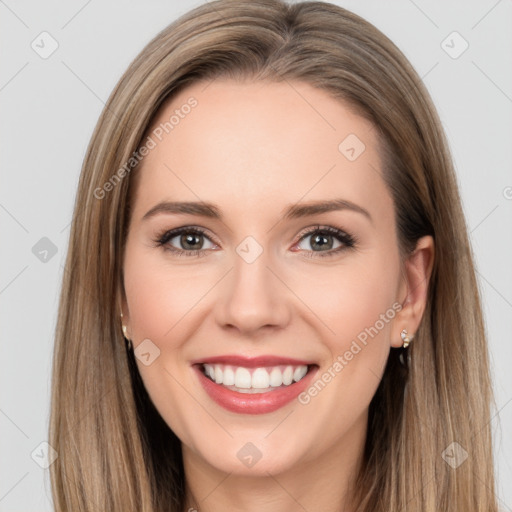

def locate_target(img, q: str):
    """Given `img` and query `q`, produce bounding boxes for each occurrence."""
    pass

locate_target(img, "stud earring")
[400,329,414,349]
[120,312,132,351]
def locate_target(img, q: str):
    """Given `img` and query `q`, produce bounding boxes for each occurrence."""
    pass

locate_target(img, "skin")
[121,79,434,512]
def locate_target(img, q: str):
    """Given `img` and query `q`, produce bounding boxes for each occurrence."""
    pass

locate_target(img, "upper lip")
[190,355,316,368]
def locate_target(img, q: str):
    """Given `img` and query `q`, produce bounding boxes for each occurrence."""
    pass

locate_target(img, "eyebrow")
[142,198,372,223]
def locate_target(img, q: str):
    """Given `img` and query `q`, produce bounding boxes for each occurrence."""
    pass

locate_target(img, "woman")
[49,0,499,510]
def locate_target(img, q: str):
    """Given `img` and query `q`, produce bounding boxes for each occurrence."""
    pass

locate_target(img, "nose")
[214,246,292,336]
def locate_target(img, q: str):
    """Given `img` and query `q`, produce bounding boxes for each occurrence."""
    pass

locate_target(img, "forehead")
[130,79,392,226]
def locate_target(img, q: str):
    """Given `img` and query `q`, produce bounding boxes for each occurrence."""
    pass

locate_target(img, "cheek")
[333,272,396,343]
[123,247,218,343]
[123,247,212,446]
[289,254,400,443]
[290,253,400,351]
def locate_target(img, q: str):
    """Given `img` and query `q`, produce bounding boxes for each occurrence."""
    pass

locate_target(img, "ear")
[391,235,435,348]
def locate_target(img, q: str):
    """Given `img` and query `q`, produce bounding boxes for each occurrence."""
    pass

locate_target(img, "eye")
[153,224,357,259]
[293,225,356,258]
[154,227,217,257]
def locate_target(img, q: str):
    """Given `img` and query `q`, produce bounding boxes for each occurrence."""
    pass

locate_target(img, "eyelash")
[153,224,357,259]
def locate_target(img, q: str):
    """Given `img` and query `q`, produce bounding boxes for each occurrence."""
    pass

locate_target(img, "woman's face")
[122,79,426,477]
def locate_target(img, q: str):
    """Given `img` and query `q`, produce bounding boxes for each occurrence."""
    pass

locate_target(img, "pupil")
[312,233,333,251]
[181,233,202,250]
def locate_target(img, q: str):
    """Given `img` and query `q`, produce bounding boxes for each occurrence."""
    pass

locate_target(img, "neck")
[182,411,367,512]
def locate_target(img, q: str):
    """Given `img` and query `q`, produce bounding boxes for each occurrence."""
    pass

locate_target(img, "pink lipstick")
[191,355,318,414]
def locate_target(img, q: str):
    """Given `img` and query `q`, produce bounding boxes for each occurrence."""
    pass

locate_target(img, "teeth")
[223,366,235,386]
[202,363,309,392]
[269,367,282,387]
[293,365,308,382]
[282,366,293,385]
[252,368,269,389]
[234,367,252,388]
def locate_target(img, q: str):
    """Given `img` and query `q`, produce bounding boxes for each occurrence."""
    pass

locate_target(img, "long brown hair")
[49,1,498,510]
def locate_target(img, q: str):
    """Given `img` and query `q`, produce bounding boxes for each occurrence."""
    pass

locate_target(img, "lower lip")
[193,364,318,414]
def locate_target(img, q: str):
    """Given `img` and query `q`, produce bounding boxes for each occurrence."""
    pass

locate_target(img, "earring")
[120,312,132,351]
[400,329,414,349]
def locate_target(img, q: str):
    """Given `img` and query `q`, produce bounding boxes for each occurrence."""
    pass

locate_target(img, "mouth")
[191,357,319,414]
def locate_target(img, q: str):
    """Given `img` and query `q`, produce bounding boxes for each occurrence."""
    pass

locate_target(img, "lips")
[191,354,318,414]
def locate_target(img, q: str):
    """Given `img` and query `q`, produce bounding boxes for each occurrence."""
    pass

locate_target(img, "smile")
[191,355,319,414]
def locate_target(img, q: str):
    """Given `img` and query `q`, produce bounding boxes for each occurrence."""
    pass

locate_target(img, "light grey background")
[1,1,511,510]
